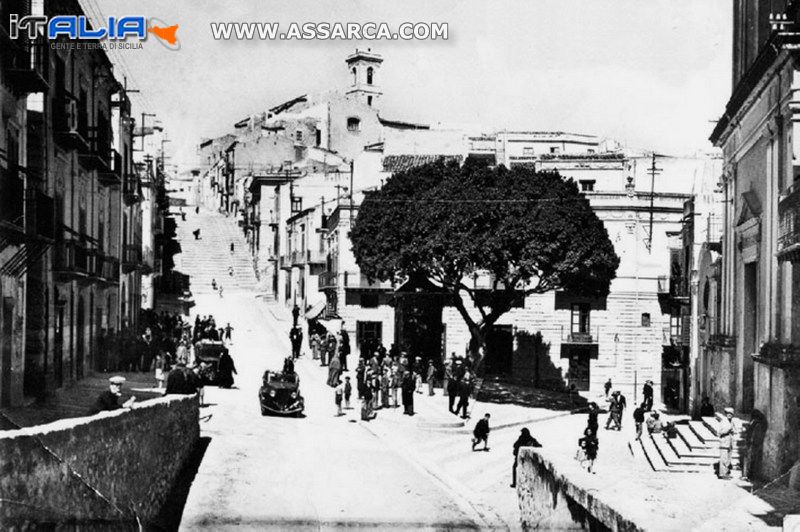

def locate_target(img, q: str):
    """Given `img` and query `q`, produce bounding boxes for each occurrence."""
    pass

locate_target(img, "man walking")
[224,322,234,342]
[455,370,472,419]
[426,360,436,396]
[289,326,303,359]
[401,371,415,415]
[472,413,491,451]
[643,380,654,411]
[718,407,737,479]
[604,378,612,398]
[633,403,645,440]
[339,325,350,371]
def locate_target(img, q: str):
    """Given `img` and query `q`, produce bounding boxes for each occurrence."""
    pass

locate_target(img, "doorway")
[76,296,85,380]
[485,325,513,375]
[567,349,591,391]
[742,262,757,412]
[1,298,14,406]
[356,321,383,357]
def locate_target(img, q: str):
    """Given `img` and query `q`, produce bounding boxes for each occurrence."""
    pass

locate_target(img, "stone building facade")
[709,0,800,480]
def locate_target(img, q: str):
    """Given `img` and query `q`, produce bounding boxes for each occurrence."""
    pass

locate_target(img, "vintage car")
[259,370,304,416]
[194,340,228,385]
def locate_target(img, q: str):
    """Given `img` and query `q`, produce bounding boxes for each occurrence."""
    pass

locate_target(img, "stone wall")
[0,394,199,527]
[754,361,800,480]
[516,448,643,531]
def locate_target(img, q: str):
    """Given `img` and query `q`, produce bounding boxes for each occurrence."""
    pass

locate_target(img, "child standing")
[153,352,166,389]
[344,376,352,409]
[335,379,344,416]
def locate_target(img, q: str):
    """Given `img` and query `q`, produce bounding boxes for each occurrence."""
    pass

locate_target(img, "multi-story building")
[709,0,800,480]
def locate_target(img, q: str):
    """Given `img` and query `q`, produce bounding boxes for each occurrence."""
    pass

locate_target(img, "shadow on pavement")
[476,377,589,412]
[147,436,211,531]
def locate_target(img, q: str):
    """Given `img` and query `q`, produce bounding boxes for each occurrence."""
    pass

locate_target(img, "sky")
[91,0,732,168]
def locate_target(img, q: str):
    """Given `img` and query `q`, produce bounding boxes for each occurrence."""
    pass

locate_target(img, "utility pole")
[137,112,156,152]
[647,152,662,253]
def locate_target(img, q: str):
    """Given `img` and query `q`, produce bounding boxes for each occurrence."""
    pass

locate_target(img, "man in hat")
[88,376,136,415]
[718,407,737,479]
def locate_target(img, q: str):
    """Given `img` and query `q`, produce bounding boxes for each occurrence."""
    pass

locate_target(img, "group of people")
[194,314,234,344]
[444,355,477,419]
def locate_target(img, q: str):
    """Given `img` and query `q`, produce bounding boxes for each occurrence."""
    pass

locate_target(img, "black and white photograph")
[1,0,799,530]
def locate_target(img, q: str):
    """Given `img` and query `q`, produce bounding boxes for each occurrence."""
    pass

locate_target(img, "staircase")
[174,208,258,294]
[635,413,748,476]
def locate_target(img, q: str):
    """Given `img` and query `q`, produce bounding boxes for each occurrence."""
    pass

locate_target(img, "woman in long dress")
[327,354,342,388]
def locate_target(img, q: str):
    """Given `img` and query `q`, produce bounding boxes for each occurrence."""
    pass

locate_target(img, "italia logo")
[9,15,180,49]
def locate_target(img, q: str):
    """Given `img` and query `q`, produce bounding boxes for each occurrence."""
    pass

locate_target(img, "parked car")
[194,340,228,385]
[259,370,304,416]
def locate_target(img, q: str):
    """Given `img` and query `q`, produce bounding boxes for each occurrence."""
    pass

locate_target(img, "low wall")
[516,448,642,531]
[0,394,199,527]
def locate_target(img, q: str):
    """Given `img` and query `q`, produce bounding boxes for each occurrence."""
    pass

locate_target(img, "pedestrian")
[699,396,716,418]
[443,356,453,397]
[472,413,491,451]
[153,352,166,389]
[356,359,365,399]
[335,379,344,416]
[391,364,400,407]
[324,333,337,367]
[228,265,234,277]
[193,228,201,240]
[361,380,375,421]
[511,428,541,488]
[230,241,235,254]
[327,354,342,388]
[447,374,458,413]
[311,332,320,360]
[344,376,352,409]
[291,304,300,327]
[88,376,136,415]
[217,350,237,388]
[218,285,224,298]
[587,402,599,433]
[605,391,622,431]
[224,323,234,342]
[195,206,199,215]
[718,407,736,479]
[643,380,654,411]
[633,403,646,440]
[604,378,612,398]
[455,370,472,419]
[401,371,415,415]
[381,368,390,409]
[426,360,436,396]
[290,326,303,359]
[414,369,423,394]
[339,324,350,371]
[578,428,599,474]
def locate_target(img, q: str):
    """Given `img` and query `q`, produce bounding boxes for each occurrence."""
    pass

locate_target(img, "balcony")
[97,149,123,186]
[561,325,600,344]
[778,181,800,262]
[3,37,49,94]
[0,165,25,238]
[122,244,143,273]
[25,188,55,241]
[318,270,391,291]
[53,93,90,152]
[92,253,120,284]
[53,239,92,279]
[753,342,800,368]
[706,214,723,252]
[83,128,113,174]
[306,249,326,265]
[123,174,141,205]
[290,250,307,266]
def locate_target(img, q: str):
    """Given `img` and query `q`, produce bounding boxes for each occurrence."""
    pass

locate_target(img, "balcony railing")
[3,36,49,93]
[0,165,25,232]
[25,188,55,240]
[53,92,90,152]
[706,214,723,244]
[318,270,392,291]
[97,149,123,186]
[123,173,140,204]
[122,243,143,272]
[754,342,800,367]
[93,253,120,283]
[84,128,113,174]
[561,325,600,344]
[669,276,689,300]
[778,181,800,262]
[306,249,326,265]
[53,239,92,277]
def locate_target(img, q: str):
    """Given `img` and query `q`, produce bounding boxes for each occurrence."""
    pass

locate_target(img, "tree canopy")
[350,159,620,362]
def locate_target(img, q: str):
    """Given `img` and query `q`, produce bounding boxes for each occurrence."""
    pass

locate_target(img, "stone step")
[652,434,716,468]
[689,420,719,444]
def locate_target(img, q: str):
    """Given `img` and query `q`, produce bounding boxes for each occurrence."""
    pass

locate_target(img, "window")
[522,147,534,156]
[295,130,303,142]
[360,293,379,308]
[641,313,651,327]
[352,67,357,84]
[315,129,322,147]
[550,147,560,154]
[571,303,590,334]
[367,96,373,107]
[347,117,360,132]
[366,67,374,85]
[670,314,682,339]
[587,149,595,154]
[579,180,595,192]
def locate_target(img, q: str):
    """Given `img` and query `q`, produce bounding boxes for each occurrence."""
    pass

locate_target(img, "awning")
[305,299,327,320]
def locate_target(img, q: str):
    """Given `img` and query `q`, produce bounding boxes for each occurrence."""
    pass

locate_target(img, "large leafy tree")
[350,159,620,370]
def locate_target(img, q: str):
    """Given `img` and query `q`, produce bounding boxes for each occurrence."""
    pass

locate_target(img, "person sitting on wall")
[88,376,135,415]
[646,411,664,434]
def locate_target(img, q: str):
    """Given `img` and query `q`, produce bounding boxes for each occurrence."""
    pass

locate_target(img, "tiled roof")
[382,154,462,173]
